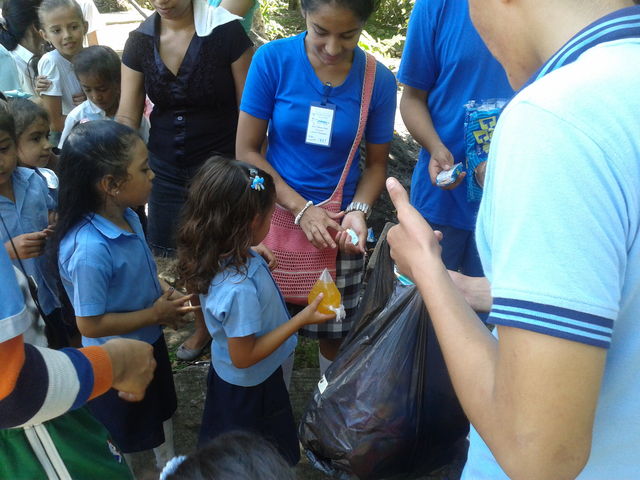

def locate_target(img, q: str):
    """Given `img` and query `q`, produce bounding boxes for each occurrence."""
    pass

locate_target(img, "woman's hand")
[336,211,367,254]
[252,243,277,270]
[299,205,345,249]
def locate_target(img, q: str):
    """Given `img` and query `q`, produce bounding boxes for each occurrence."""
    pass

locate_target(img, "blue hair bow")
[249,169,265,191]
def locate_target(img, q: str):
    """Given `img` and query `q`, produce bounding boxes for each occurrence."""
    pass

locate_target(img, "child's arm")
[77,289,200,339]
[39,95,65,136]
[227,294,333,369]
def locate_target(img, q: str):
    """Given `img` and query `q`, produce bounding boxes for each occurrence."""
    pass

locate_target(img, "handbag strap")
[320,52,377,207]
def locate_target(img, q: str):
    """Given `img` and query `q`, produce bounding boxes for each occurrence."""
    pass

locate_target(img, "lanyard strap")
[523,5,640,88]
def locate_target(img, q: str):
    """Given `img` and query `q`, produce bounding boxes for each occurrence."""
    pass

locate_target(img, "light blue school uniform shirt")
[397,0,513,230]
[0,247,30,342]
[0,167,59,315]
[201,250,296,387]
[240,32,397,209]
[58,208,163,347]
[466,40,640,479]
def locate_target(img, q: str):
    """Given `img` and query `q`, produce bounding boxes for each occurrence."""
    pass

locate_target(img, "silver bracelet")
[344,201,371,219]
[294,201,314,225]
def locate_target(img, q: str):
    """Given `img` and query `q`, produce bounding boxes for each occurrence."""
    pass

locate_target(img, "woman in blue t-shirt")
[235,0,397,370]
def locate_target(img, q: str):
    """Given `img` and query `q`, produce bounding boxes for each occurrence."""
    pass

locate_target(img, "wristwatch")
[344,201,371,219]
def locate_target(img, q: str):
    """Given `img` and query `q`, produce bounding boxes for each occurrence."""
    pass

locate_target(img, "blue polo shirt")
[0,167,59,315]
[58,208,163,347]
[202,250,296,387]
[0,247,29,343]
[240,32,397,209]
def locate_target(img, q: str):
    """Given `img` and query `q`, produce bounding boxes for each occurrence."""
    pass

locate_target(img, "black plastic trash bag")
[299,238,469,479]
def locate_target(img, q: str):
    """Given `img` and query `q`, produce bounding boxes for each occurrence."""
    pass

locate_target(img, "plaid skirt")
[299,252,365,339]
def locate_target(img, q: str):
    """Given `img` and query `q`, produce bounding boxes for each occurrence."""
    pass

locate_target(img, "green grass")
[294,336,319,369]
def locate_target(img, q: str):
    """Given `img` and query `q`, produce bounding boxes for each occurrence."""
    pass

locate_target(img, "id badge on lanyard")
[305,82,335,147]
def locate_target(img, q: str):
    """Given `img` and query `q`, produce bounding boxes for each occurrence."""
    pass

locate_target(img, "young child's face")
[0,131,18,190]
[115,138,155,208]
[39,6,87,60]
[17,117,52,169]
[77,73,120,118]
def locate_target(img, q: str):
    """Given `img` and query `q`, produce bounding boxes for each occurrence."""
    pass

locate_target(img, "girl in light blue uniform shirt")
[55,121,199,469]
[177,158,333,465]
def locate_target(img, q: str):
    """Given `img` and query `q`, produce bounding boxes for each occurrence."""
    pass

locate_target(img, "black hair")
[177,157,276,294]
[0,0,42,51]
[72,45,121,85]
[7,98,49,139]
[38,0,84,26]
[300,0,378,22]
[54,120,140,248]
[0,101,17,141]
[162,431,296,480]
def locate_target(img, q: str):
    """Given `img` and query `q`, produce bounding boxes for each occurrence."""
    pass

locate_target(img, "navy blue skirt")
[199,365,300,466]
[88,335,177,453]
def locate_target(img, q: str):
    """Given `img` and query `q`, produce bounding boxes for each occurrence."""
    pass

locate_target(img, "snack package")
[345,228,359,246]
[308,268,345,321]
[435,162,463,187]
[463,98,508,201]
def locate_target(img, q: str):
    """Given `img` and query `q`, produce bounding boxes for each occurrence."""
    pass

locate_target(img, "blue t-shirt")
[397,0,513,230]
[240,32,397,209]
[58,208,163,346]
[201,250,296,387]
[466,40,640,479]
[0,167,59,315]
[0,247,30,343]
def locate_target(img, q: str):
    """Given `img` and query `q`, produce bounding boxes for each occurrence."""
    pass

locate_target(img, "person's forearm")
[115,65,145,129]
[115,109,142,130]
[230,317,302,369]
[352,150,387,207]
[220,0,255,17]
[413,261,594,479]
[77,308,158,338]
[448,271,493,312]
[0,335,113,428]
[414,261,499,418]
[400,87,446,154]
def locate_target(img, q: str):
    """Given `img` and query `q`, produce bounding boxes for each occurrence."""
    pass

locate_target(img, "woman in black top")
[117,0,253,255]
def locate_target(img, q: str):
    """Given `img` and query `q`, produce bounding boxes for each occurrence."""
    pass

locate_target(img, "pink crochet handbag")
[263,53,377,305]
